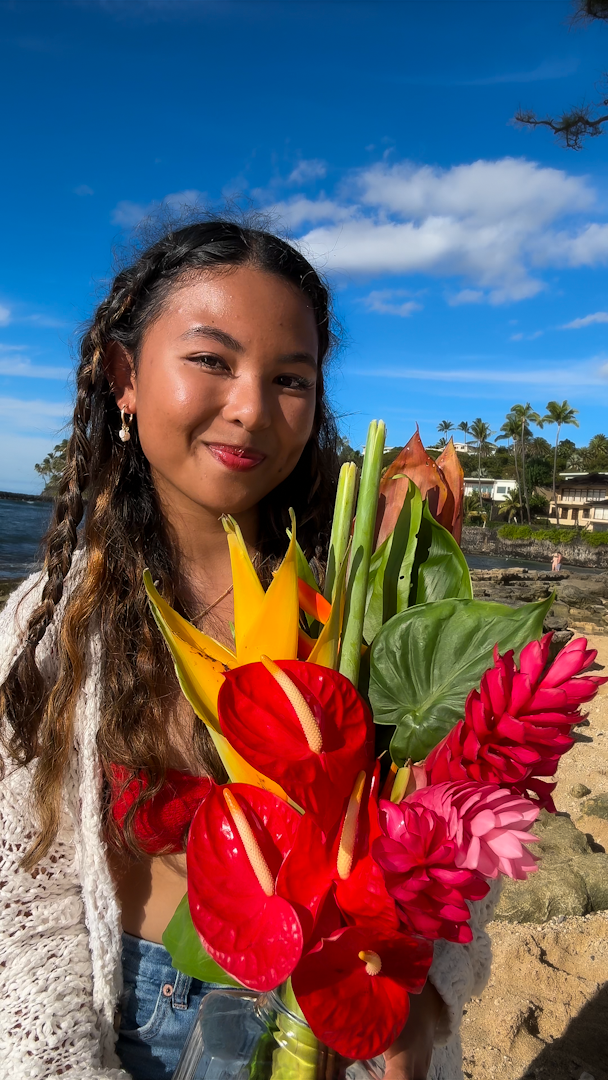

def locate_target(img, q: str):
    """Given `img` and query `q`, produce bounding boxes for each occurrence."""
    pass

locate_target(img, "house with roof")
[549,472,608,531]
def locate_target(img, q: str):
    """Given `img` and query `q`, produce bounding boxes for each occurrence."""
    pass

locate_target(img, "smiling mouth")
[205,443,267,471]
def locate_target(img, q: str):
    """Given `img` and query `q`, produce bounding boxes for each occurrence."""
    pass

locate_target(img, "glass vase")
[171,984,386,1080]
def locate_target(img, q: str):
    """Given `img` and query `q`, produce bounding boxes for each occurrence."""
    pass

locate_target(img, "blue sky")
[2,0,608,492]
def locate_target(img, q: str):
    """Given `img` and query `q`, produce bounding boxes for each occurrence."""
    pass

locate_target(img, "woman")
[0,220,497,1080]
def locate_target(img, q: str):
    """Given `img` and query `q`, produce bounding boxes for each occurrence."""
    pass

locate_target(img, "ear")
[104,342,137,414]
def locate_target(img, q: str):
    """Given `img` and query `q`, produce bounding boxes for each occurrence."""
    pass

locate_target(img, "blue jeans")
[116,932,223,1080]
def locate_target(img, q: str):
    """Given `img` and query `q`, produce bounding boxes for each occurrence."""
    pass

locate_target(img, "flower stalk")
[324,461,358,602]
[339,421,386,687]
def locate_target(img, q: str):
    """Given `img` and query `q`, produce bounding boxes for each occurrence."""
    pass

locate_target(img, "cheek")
[279,395,317,457]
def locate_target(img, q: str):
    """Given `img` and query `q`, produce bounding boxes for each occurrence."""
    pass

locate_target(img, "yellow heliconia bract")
[144,511,347,796]
[222,510,300,665]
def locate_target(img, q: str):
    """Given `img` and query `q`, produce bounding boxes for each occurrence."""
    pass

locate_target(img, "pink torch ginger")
[423,635,607,810]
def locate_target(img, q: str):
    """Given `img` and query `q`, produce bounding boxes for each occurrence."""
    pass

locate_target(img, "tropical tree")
[496,415,524,513]
[498,488,522,523]
[515,1,608,149]
[457,421,471,448]
[509,404,543,525]
[541,400,580,521]
[435,436,447,448]
[34,440,68,496]
[437,420,455,437]
[469,418,494,508]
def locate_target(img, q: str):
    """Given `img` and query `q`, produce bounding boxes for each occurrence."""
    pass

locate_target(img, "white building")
[463,478,518,503]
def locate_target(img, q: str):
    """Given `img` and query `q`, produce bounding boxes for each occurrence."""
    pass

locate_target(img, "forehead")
[154,266,318,346]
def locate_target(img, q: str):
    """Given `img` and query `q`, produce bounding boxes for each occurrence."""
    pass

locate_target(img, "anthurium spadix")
[187,783,303,991]
[217,659,374,834]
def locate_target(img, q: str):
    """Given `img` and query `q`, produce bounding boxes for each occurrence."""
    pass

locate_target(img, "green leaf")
[369,595,553,765]
[409,501,473,605]
[364,482,423,644]
[162,894,242,986]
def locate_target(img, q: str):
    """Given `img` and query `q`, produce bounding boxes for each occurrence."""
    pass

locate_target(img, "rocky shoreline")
[462,525,608,569]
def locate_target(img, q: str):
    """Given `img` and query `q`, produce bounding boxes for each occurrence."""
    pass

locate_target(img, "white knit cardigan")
[0,571,499,1080]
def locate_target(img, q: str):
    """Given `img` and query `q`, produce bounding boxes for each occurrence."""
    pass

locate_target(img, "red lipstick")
[206,443,267,471]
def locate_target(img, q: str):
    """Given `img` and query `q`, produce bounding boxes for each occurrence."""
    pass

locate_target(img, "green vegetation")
[498,523,608,548]
[34,439,67,496]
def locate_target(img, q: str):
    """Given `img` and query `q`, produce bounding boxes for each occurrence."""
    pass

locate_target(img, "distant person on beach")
[551,552,562,573]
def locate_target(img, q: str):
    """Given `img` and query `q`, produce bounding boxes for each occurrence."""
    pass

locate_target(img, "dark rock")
[573,853,608,912]
[495,863,590,922]
[580,794,608,821]
[570,784,592,798]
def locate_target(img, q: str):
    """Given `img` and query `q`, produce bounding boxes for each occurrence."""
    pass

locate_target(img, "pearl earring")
[119,408,133,442]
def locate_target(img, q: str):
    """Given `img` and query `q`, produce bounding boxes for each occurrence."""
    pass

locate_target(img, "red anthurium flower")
[335,787,399,932]
[292,925,433,1060]
[187,783,303,991]
[423,635,607,810]
[217,659,374,833]
[278,770,398,940]
[374,800,489,944]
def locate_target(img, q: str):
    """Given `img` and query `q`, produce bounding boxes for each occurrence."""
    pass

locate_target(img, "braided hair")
[0,220,340,868]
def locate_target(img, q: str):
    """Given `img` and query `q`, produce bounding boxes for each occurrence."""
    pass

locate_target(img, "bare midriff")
[109,848,190,944]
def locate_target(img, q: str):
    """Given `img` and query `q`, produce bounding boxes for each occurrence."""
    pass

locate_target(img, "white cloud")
[448,289,484,306]
[266,157,607,304]
[111,189,204,227]
[0,305,10,326]
[350,362,608,388]
[288,159,327,185]
[0,396,70,428]
[561,311,608,329]
[0,355,71,380]
[510,330,543,341]
[74,184,94,196]
[362,290,422,317]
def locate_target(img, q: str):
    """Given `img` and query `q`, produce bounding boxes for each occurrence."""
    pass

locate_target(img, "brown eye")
[275,374,315,390]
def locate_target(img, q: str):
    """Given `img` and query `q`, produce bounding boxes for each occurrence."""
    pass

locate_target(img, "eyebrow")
[181,324,317,366]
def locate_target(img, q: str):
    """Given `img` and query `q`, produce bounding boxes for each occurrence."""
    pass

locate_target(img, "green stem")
[324,462,358,602]
[338,420,386,687]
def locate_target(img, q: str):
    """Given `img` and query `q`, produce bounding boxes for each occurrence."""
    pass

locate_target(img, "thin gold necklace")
[191,583,234,623]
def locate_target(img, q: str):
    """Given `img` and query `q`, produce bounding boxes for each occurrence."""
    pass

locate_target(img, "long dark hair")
[0,219,340,868]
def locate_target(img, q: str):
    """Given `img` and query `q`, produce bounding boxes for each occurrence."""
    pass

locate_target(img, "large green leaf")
[162,894,242,986]
[409,501,472,605]
[369,595,553,765]
[364,482,423,644]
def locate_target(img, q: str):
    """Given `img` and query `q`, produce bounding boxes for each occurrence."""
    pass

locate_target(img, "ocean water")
[0,496,603,581]
[0,498,52,579]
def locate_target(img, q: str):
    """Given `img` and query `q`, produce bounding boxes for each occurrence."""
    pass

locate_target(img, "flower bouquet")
[143,421,605,1079]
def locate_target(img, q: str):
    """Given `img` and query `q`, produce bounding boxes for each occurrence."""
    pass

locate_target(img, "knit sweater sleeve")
[0,576,130,1079]
[428,879,501,1046]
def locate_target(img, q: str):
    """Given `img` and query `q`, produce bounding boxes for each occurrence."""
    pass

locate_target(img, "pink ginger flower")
[407,781,540,881]
[373,800,489,944]
[423,635,606,810]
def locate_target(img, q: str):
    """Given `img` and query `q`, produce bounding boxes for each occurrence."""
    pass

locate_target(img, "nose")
[221,372,273,432]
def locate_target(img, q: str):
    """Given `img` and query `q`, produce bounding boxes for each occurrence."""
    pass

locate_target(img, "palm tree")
[498,488,522,523]
[437,420,455,438]
[457,421,471,448]
[541,400,580,522]
[509,404,543,525]
[496,415,524,514]
[470,418,494,508]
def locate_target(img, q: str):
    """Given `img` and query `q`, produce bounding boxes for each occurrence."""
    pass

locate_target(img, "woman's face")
[119,266,319,519]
